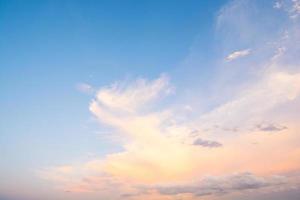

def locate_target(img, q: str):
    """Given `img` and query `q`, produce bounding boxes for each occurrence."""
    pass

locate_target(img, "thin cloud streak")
[226,49,251,61]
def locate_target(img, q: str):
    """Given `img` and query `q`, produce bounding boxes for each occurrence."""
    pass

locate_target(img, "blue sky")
[0,0,224,168]
[1,0,300,200]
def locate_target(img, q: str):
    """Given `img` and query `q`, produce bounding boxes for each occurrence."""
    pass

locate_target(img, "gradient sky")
[1,0,300,200]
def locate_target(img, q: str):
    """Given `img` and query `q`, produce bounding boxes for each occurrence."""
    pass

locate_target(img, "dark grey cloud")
[156,172,285,197]
[193,138,223,148]
[256,123,287,132]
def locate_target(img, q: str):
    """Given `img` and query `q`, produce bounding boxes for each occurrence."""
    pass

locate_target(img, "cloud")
[198,71,300,131]
[76,83,94,94]
[256,123,288,132]
[92,74,172,113]
[274,1,283,9]
[38,161,126,194]
[226,49,251,61]
[273,0,300,19]
[88,75,204,184]
[193,138,223,148]
[43,69,300,198]
[290,0,300,18]
[156,172,285,197]
[40,1,300,199]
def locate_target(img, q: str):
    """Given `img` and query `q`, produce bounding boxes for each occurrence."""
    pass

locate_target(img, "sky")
[0,0,300,200]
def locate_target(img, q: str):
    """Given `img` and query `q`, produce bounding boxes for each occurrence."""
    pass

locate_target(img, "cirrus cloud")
[226,49,251,61]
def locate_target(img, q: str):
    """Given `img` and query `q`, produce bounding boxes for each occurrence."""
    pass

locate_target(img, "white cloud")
[92,74,171,113]
[274,1,283,9]
[197,71,300,130]
[290,0,300,18]
[226,49,251,61]
[273,0,300,19]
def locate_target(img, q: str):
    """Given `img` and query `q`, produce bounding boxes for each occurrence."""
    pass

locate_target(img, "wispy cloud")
[290,0,300,18]
[273,0,300,19]
[92,74,172,113]
[76,83,94,94]
[274,1,283,9]
[226,49,251,61]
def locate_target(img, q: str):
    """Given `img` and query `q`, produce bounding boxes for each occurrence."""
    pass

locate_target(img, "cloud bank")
[40,1,300,199]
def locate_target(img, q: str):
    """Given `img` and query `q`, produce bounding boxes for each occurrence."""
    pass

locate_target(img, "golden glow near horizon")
[40,69,300,199]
